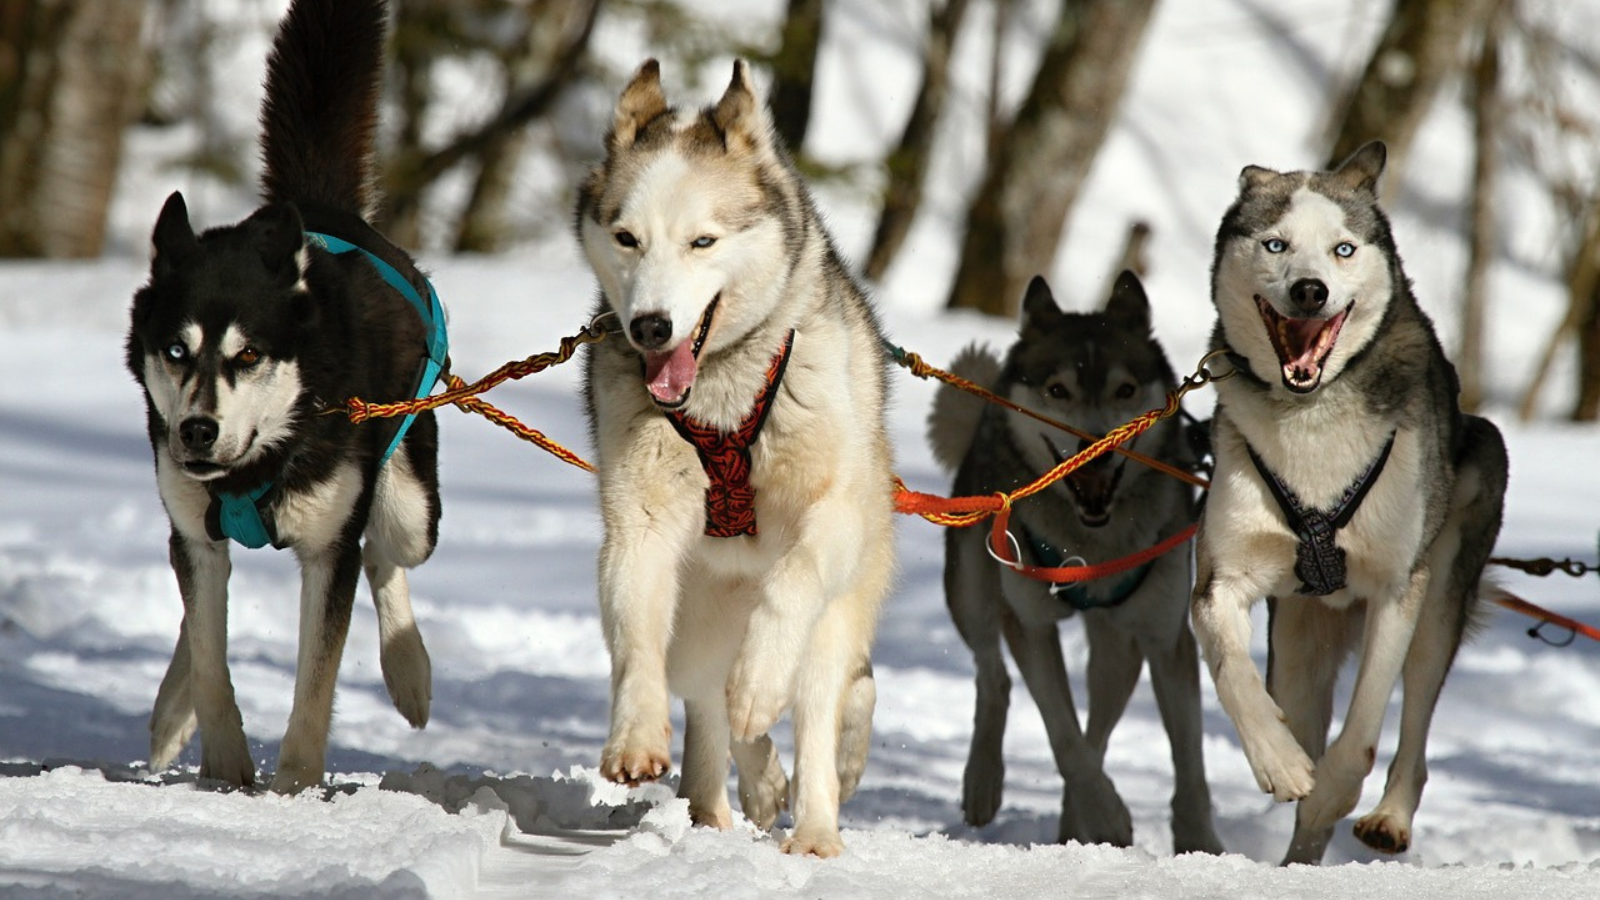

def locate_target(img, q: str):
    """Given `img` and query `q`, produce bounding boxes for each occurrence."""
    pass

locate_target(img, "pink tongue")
[1282,319,1326,368]
[644,340,698,403]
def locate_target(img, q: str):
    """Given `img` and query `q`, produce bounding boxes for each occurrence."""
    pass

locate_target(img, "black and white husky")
[1192,141,1507,864]
[126,0,444,794]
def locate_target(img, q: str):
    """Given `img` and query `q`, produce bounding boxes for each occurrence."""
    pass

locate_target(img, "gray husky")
[1191,141,1507,864]
[576,60,895,857]
[928,272,1222,853]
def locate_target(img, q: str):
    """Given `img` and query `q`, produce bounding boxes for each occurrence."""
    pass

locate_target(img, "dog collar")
[206,233,448,550]
[666,330,795,538]
[206,482,279,549]
[1023,526,1153,611]
[1246,431,1396,596]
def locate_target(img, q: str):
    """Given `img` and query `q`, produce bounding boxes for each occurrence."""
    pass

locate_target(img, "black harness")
[1246,432,1395,596]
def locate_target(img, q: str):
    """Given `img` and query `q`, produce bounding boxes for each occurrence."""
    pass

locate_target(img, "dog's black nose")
[1289,278,1329,314]
[179,417,219,451]
[629,314,673,351]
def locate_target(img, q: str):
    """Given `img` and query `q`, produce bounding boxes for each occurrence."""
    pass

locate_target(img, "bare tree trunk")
[1576,279,1600,420]
[769,0,824,153]
[860,0,971,284]
[1456,2,1503,413]
[0,0,150,257]
[381,0,599,240]
[1323,0,1491,187]
[986,0,1014,158]
[945,0,1158,317]
[1519,195,1600,421]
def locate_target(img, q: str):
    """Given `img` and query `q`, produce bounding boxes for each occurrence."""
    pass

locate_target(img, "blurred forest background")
[3,0,1599,419]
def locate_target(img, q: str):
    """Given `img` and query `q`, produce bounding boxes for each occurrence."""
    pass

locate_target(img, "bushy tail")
[926,343,1001,473]
[258,0,387,218]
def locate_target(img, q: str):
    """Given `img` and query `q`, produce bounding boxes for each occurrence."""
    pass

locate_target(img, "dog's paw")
[1171,809,1226,855]
[736,749,789,831]
[600,721,672,785]
[1242,726,1316,802]
[960,755,1005,827]
[148,710,199,773]
[197,729,256,789]
[268,764,323,796]
[1352,810,1411,855]
[380,630,432,729]
[781,825,845,858]
[724,657,791,743]
[1060,772,1133,847]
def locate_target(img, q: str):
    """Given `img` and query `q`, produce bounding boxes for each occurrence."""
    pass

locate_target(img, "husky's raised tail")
[127,0,443,794]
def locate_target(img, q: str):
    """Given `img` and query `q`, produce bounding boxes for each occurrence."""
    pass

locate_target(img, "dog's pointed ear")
[152,192,197,278]
[1104,270,1151,332]
[1020,275,1064,336]
[243,202,306,290]
[1330,140,1386,195]
[713,59,772,155]
[1238,164,1278,192]
[611,59,667,151]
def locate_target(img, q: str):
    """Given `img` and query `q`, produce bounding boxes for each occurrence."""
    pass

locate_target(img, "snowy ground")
[2,0,1600,897]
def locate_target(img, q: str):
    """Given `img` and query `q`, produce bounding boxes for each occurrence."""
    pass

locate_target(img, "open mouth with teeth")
[1256,294,1348,393]
[642,295,719,409]
[1044,434,1123,528]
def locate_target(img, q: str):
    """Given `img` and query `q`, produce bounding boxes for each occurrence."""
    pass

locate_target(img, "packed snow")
[2,1,1598,897]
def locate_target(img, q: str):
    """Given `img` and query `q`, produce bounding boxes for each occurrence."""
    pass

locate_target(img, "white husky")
[1193,142,1507,864]
[575,59,895,857]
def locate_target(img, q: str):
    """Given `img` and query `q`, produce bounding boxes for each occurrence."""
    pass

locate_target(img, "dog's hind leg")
[1083,611,1143,761]
[167,532,255,787]
[363,541,431,728]
[681,698,735,829]
[148,616,198,773]
[1144,619,1225,855]
[835,659,875,803]
[945,529,1010,827]
[732,732,788,830]
[1000,597,1132,847]
[270,537,362,795]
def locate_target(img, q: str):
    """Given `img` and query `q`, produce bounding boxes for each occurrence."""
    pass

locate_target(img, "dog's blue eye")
[165,342,188,362]
[614,230,638,249]
[1263,238,1287,253]
[691,235,717,249]
[1335,241,1356,258]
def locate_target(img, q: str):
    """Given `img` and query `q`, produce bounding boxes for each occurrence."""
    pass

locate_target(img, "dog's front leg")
[1191,563,1315,803]
[270,538,362,795]
[598,524,690,785]
[725,541,826,743]
[162,531,255,787]
[1288,568,1428,862]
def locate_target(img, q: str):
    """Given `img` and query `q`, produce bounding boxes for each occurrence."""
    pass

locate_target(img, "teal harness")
[206,232,448,549]
[1023,527,1154,611]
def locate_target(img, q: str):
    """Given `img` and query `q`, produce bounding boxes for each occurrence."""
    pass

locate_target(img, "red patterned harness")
[666,330,795,538]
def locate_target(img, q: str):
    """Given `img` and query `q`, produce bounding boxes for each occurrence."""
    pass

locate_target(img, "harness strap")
[988,501,1197,600]
[306,231,450,468]
[1022,524,1160,611]
[1246,431,1395,596]
[667,330,795,538]
[209,232,448,549]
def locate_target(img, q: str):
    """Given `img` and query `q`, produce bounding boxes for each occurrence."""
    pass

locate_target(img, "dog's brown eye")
[1047,383,1070,400]
[235,346,260,366]
[1115,382,1137,400]
[615,230,639,249]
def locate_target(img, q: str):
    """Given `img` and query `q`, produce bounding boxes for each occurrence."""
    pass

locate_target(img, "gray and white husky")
[575,60,895,857]
[928,272,1222,853]
[126,0,440,794]
[1192,141,1507,864]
